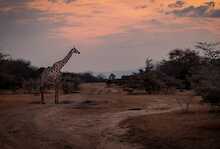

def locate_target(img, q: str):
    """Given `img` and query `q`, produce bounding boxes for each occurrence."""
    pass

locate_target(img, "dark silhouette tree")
[0,51,9,61]
[145,57,154,72]
[109,73,116,80]
[192,42,220,108]
[158,49,200,89]
[196,42,220,60]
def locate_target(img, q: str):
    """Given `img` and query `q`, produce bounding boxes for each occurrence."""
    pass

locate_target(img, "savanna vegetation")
[1,42,220,149]
[1,41,220,107]
[107,42,220,108]
[0,50,105,94]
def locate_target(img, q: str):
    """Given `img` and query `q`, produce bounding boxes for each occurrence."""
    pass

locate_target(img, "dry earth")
[0,83,219,149]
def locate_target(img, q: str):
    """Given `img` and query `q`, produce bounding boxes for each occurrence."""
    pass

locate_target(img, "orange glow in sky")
[0,0,220,72]
[24,0,220,41]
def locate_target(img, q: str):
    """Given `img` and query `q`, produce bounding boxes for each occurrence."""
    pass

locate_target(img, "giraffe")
[40,47,80,104]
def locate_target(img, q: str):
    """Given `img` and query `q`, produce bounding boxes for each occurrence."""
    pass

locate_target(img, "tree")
[62,72,80,94]
[0,50,9,61]
[158,49,200,89]
[195,42,220,63]
[145,57,154,72]
[97,73,106,81]
[192,42,220,109]
[0,51,39,90]
[109,73,116,80]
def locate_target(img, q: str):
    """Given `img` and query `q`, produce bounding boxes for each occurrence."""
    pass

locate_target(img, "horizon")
[0,0,219,73]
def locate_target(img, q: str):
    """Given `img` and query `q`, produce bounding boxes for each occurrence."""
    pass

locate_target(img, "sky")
[0,0,220,73]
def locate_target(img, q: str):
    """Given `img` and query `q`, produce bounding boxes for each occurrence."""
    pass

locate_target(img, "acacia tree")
[0,50,39,90]
[192,42,220,108]
[195,42,220,64]
[0,50,9,61]
[109,73,116,80]
[145,57,154,72]
[158,49,201,89]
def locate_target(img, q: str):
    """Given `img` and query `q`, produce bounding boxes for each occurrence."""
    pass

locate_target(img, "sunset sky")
[0,0,220,73]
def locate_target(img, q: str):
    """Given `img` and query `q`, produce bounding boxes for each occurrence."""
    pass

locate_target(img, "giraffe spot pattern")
[40,48,75,90]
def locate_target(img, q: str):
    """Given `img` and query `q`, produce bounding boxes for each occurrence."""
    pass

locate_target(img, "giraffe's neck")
[52,50,73,71]
[62,50,73,66]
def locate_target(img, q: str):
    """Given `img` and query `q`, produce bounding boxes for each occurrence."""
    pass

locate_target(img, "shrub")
[62,73,80,94]
[192,64,220,109]
[62,82,80,94]
[198,87,220,107]
[158,49,200,89]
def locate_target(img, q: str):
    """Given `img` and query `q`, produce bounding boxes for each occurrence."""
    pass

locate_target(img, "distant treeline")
[107,42,220,106]
[0,53,39,90]
[0,51,105,92]
[1,41,220,105]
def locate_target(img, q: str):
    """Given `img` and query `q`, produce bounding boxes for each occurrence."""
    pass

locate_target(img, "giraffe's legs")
[55,82,59,104]
[40,86,45,104]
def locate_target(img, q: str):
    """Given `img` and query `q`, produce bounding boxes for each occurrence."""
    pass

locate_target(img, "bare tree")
[175,92,194,112]
[145,57,154,72]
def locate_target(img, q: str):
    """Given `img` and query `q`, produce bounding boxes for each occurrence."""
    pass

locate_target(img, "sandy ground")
[119,112,220,149]
[0,83,219,149]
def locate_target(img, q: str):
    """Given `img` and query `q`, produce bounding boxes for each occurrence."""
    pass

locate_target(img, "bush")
[22,79,40,94]
[62,81,80,94]
[143,72,164,93]
[62,73,80,94]
[0,52,39,90]
[158,49,200,89]
[197,87,220,106]
[191,64,220,108]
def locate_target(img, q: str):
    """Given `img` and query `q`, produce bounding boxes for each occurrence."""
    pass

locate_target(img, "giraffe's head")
[71,47,80,54]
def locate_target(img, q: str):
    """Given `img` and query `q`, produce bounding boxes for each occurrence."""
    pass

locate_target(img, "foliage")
[145,57,154,72]
[62,72,80,94]
[158,49,200,89]
[96,73,106,81]
[116,57,180,94]
[195,42,220,64]
[192,42,220,107]
[108,73,116,80]
[0,51,39,90]
[78,72,105,83]
[1,41,220,109]
[0,50,9,61]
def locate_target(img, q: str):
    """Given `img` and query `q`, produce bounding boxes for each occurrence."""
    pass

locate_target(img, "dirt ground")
[0,83,219,149]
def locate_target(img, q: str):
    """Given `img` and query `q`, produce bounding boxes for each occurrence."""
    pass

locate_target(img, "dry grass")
[119,112,220,149]
[0,83,219,149]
